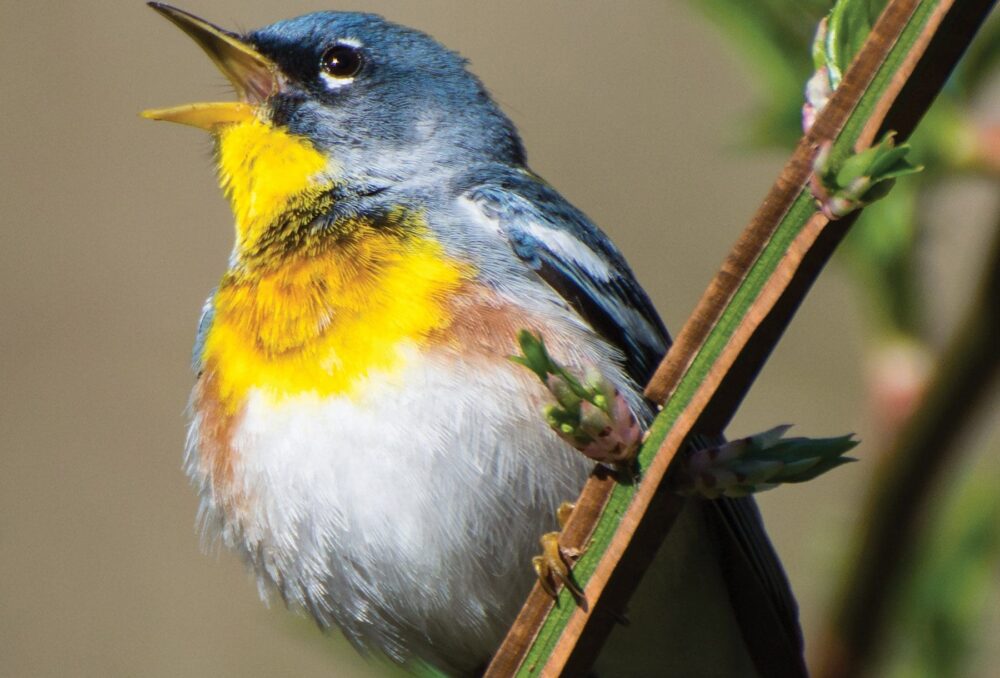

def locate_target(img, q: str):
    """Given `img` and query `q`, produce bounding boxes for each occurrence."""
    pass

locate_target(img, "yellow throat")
[216,117,332,252]
[202,118,468,412]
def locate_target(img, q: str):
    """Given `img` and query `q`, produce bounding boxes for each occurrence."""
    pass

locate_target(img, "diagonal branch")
[484,0,997,675]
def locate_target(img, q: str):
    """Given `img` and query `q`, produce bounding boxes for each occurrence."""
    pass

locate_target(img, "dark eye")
[320,43,364,80]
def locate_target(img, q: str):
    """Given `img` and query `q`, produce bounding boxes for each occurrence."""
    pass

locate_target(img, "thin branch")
[485,0,997,675]
[816,219,1000,678]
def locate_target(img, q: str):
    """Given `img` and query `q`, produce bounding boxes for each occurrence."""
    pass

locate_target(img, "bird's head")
[143,3,524,252]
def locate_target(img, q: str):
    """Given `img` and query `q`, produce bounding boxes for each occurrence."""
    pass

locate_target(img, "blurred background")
[1,1,996,676]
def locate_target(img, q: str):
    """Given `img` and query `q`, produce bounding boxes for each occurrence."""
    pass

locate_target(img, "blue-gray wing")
[465,174,669,386]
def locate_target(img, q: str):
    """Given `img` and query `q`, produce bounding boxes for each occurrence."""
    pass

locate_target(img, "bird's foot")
[556,500,575,529]
[532,502,586,603]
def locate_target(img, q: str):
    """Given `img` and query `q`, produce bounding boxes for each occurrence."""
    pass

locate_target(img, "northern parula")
[143,4,806,676]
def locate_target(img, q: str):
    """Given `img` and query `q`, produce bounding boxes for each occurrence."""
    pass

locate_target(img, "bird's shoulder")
[453,166,669,385]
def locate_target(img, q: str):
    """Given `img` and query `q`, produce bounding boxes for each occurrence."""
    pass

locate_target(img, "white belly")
[191,347,594,674]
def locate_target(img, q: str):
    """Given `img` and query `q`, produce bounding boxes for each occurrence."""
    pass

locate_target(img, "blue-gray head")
[143,3,526,186]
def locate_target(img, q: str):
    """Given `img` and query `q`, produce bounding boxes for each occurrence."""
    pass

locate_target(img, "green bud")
[546,374,582,411]
[521,330,554,377]
[779,457,823,479]
[674,425,857,498]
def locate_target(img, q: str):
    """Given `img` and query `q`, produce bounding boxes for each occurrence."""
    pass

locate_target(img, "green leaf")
[826,0,888,87]
[781,455,857,483]
[836,144,881,184]
[859,179,895,204]
[520,330,550,370]
[866,143,910,176]
[749,424,794,450]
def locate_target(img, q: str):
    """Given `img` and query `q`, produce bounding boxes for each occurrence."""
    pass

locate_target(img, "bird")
[143,4,807,676]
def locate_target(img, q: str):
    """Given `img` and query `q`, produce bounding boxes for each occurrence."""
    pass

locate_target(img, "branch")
[484,1,997,675]
[816,218,1000,678]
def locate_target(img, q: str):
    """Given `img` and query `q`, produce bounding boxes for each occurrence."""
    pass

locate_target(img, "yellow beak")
[141,3,279,130]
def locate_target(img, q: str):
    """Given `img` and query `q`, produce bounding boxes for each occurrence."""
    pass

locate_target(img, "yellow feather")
[205,119,469,412]
[216,117,332,252]
[205,219,468,412]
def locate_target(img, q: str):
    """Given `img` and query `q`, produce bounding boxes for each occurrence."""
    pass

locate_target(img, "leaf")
[826,0,889,87]
[836,144,882,184]
[783,455,857,483]
[512,330,553,381]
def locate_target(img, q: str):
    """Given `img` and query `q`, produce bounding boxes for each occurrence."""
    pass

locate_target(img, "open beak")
[141,3,279,130]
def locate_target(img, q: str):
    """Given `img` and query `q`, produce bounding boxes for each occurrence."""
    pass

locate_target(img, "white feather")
[522,221,613,281]
[459,196,613,281]
[190,343,604,674]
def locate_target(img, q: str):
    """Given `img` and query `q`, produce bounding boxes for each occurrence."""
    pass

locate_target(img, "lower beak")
[141,3,279,130]
[141,102,257,129]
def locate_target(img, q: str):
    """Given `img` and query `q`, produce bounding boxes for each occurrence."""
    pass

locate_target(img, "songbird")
[143,4,806,676]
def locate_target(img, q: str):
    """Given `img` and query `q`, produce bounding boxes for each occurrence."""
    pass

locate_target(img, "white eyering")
[320,37,364,91]
[320,72,355,90]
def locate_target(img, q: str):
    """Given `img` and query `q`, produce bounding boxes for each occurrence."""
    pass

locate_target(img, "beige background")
[1,1,996,676]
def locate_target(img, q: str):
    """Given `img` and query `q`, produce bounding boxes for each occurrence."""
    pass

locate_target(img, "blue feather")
[464,169,669,385]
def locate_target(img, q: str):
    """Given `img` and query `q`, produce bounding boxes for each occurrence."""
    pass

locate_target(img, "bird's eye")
[320,43,364,82]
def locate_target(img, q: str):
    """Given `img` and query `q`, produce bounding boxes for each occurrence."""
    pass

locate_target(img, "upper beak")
[141,3,279,130]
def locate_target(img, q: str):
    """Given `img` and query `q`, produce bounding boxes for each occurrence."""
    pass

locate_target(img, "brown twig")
[485,0,997,675]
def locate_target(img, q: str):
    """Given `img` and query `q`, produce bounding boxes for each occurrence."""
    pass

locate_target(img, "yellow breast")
[202,117,470,413]
[204,217,468,412]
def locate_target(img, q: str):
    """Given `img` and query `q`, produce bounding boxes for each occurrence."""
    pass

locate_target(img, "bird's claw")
[532,531,584,601]
[556,501,575,529]
[532,501,586,603]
